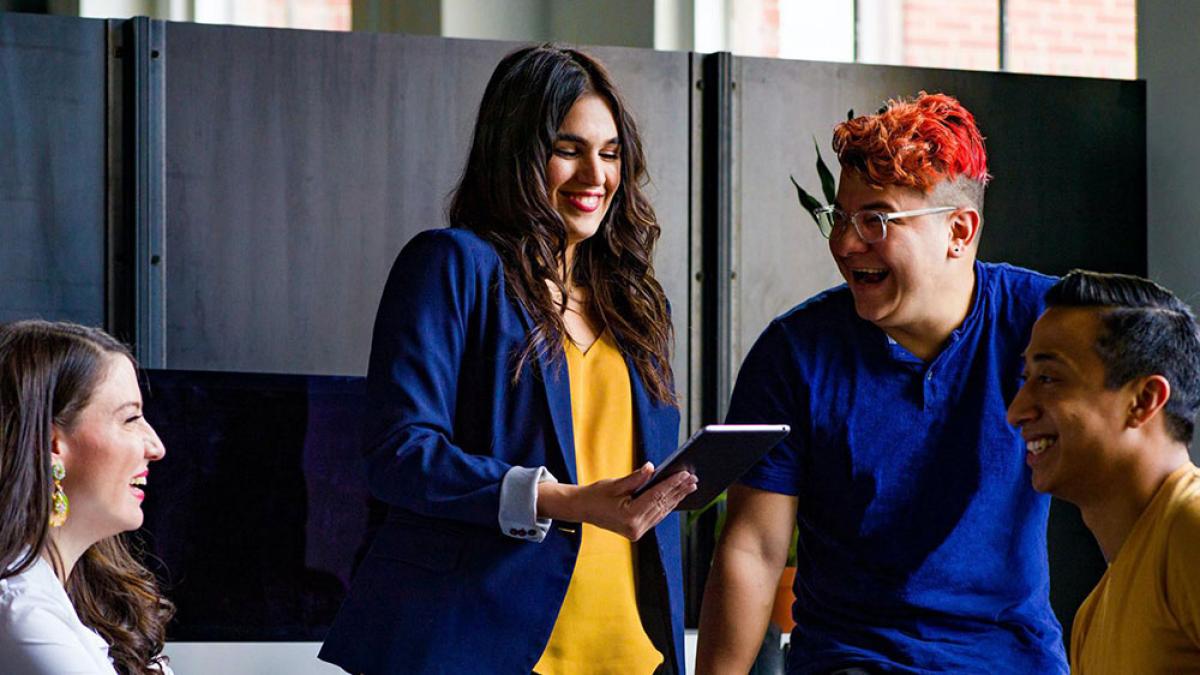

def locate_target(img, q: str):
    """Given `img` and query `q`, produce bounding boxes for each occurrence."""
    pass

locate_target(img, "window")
[697,0,1135,79]
[1005,0,1135,79]
[194,0,350,30]
[80,0,351,31]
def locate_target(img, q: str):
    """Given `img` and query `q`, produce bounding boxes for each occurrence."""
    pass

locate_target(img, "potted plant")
[790,136,839,228]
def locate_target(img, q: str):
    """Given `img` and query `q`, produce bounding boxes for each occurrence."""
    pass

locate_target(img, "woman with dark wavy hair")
[320,45,695,674]
[0,320,173,674]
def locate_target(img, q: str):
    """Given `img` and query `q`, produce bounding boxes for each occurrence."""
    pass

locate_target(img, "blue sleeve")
[726,320,805,496]
[363,231,519,529]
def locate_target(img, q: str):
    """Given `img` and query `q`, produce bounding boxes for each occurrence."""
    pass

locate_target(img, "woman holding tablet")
[319,45,696,674]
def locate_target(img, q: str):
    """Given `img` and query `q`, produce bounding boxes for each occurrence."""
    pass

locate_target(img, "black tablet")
[632,424,790,511]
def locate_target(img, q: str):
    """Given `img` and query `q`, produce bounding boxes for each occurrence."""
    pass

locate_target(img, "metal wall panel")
[0,12,105,326]
[728,57,1144,647]
[587,43,693,419]
[731,58,1146,374]
[160,25,694,421]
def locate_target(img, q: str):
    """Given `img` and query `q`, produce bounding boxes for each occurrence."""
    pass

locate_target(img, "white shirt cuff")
[498,465,557,542]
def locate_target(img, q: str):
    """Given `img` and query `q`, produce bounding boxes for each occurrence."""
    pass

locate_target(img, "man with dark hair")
[1008,269,1200,673]
[697,93,1066,673]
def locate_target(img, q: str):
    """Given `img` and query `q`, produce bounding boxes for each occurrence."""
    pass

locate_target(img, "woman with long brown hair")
[320,45,695,673]
[0,320,174,674]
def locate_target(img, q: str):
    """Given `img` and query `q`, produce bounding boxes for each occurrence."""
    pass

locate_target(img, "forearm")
[536,480,583,522]
[696,544,785,674]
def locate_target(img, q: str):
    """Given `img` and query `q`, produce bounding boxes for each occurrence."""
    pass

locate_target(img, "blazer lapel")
[534,340,578,486]
[507,292,579,485]
[626,354,673,467]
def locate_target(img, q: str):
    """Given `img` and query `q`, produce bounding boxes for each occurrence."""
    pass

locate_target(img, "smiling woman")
[547,93,622,256]
[0,320,173,675]
[319,45,694,674]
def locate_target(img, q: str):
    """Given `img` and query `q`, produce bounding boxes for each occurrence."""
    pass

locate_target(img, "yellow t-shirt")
[533,331,664,675]
[1071,462,1200,674]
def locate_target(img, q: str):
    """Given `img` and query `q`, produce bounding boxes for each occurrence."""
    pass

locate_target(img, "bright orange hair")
[832,91,990,193]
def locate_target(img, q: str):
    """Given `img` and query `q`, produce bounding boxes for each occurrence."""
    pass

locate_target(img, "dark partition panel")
[731,59,1145,365]
[160,23,695,410]
[725,56,1143,647]
[0,13,106,325]
[140,369,367,640]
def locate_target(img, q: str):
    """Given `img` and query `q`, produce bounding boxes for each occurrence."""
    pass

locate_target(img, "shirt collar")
[868,261,987,364]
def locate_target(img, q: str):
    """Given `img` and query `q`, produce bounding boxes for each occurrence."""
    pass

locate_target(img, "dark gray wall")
[0,13,105,326]
[728,56,1143,646]
[731,58,1146,374]
[161,25,694,414]
[1140,1,1200,465]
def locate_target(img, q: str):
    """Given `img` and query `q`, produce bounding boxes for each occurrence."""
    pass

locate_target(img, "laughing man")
[697,93,1067,674]
[1008,270,1200,673]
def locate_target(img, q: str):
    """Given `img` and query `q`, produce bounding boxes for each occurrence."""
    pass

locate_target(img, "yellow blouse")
[533,331,664,675]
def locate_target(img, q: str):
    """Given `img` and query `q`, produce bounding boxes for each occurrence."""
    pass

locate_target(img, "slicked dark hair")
[1046,270,1200,444]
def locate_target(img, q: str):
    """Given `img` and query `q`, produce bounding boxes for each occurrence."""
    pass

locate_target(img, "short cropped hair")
[1046,270,1200,444]
[832,92,989,210]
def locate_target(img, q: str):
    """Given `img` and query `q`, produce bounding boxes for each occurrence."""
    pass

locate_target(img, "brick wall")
[223,0,351,31]
[903,0,1000,71]
[1005,0,1135,79]
[732,0,780,58]
[901,0,1134,78]
[731,0,1134,80]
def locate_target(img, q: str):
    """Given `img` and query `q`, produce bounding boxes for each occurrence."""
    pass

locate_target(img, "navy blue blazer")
[319,228,685,674]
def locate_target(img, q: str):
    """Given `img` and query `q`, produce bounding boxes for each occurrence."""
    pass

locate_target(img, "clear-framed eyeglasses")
[812,205,958,243]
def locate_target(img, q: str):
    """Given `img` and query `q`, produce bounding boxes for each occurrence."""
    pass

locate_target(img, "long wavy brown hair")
[448,44,676,404]
[0,320,173,674]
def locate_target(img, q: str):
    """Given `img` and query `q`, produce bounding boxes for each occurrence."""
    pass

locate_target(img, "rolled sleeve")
[498,466,557,542]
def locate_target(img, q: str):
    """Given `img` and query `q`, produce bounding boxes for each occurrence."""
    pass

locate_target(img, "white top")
[0,556,118,675]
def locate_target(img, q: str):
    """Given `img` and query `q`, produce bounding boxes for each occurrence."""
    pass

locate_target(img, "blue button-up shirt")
[729,261,1067,674]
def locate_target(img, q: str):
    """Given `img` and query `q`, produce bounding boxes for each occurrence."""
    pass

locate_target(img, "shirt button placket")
[924,369,934,410]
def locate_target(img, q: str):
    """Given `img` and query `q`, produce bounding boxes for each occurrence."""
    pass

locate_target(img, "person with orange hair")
[697,93,1068,674]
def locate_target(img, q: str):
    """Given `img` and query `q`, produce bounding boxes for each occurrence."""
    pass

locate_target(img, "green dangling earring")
[49,460,69,528]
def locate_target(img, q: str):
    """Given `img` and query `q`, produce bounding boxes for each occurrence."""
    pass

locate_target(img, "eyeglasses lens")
[816,210,837,239]
[858,212,886,243]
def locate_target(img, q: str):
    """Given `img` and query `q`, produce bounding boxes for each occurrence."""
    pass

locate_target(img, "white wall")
[354,0,693,50]
[166,634,706,674]
[442,0,550,41]
[78,0,187,20]
[164,643,342,675]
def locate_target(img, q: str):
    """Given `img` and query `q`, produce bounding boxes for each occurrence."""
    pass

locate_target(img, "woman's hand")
[538,463,698,541]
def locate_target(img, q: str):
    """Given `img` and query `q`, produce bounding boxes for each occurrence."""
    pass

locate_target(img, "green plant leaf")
[790,175,823,225]
[813,137,837,205]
